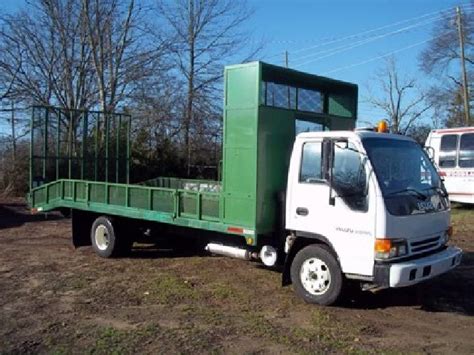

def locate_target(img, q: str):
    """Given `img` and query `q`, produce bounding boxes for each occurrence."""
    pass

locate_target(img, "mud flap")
[72,209,93,248]
[282,253,292,286]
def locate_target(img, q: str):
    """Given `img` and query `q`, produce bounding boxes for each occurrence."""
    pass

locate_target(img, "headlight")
[440,227,452,245]
[375,238,408,260]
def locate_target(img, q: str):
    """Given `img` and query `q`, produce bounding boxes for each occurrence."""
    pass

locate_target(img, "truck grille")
[410,236,441,254]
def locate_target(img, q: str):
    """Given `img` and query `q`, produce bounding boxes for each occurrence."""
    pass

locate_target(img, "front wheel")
[290,244,343,306]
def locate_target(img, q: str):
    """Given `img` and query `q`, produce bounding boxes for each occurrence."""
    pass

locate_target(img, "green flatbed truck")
[29,61,461,305]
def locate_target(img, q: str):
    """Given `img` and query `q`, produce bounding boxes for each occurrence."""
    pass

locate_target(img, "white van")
[425,127,474,204]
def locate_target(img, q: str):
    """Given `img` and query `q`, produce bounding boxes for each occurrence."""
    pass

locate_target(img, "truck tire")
[90,216,132,258]
[290,244,343,306]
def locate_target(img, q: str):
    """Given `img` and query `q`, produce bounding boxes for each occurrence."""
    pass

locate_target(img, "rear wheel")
[290,244,343,306]
[90,216,132,258]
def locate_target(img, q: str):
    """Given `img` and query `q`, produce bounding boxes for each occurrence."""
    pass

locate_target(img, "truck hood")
[385,209,450,240]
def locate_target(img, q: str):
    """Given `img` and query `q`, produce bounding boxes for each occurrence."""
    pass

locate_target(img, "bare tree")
[419,3,473,126]
[366,58,432,134]
[82,0,165,113]
[0,0,98,109]
[156,0,260,175]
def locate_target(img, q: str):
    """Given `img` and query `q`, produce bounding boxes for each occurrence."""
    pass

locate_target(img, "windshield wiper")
[385,188,428,200]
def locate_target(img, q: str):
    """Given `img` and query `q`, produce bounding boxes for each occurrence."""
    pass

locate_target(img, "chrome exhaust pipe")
[205,243,256,260]
[205,243,278,266]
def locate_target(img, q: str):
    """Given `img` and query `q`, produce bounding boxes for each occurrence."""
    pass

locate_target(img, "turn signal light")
[374,239,391,253]
[375,238,408,260]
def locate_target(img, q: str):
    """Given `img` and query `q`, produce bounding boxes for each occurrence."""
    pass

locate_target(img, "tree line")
[0,1,472,196]
[0,0,259,195]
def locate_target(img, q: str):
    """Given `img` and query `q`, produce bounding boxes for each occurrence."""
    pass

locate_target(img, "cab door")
[286,138,377,276]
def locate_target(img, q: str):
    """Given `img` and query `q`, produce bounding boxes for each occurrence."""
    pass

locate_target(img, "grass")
[238,308,359,354]
[86,325,158,355]
[450,204,474,236]
[147,273,199,305]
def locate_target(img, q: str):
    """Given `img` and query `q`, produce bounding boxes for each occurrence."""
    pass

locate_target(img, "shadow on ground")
[340,251,474,316]
[0,202,63,229]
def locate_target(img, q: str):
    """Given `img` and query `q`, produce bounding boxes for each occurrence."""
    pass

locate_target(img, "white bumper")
[389,246,462,288]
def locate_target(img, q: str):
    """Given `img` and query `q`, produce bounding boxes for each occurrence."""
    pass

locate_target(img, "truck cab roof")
[296,130,415,142]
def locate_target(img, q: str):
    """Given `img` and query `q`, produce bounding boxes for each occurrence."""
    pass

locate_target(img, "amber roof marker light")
[376,120,389,133]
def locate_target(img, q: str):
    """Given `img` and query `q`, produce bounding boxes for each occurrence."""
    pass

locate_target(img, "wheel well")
[282,234,339,286]
[72,209,98,247]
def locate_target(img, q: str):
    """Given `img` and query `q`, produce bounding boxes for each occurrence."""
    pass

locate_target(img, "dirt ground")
[0,198,473,354]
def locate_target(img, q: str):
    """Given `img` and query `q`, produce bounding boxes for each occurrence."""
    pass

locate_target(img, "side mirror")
[424,146,435,162]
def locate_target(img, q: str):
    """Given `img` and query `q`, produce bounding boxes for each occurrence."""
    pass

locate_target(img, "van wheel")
[90,216,132,258]
[290,244,343,306]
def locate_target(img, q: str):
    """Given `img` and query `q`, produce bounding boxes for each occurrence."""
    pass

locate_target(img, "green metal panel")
[222,62,260,229]
[109,185,126,206]
[75,182,86,201]
[255,106,297,233]
[129,187,149,209]
[201,194,220,221]
[179,191,198,217]
[151,190,174,213]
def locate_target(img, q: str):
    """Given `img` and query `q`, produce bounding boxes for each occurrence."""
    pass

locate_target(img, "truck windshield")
[362,137,449,216]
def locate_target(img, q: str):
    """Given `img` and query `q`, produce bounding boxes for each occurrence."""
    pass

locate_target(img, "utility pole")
[10,101,16,163]
[456,6,471,125]
[285,51,290,108]
[186,0,195,177]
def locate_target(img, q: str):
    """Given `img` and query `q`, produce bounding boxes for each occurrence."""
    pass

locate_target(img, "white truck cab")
[284,130,462,305]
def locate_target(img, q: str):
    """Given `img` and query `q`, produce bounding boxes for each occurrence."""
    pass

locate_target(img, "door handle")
[296,207,309,216]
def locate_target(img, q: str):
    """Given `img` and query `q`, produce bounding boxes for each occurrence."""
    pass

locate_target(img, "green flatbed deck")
[29,179,256,243]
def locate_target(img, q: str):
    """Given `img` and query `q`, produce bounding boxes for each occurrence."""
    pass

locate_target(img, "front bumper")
[374,246,462,288]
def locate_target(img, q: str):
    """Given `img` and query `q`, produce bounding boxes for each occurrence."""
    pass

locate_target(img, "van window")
[439,134,458,168]
[299,142,322,183]
[459,133,474,168]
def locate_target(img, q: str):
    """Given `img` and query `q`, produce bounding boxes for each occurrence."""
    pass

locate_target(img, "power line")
[261,3,473,63]
[292,14,449,67]
[321,32,450,75]
[264,2,473,47]
[307,4,472,52]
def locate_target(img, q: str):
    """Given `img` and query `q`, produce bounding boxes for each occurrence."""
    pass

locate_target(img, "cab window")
[439,134,458,168]
[299,142,322,183]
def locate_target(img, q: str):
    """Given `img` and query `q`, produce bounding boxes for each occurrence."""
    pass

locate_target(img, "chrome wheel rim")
[95,225,109,251]
[300,257,331,295]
